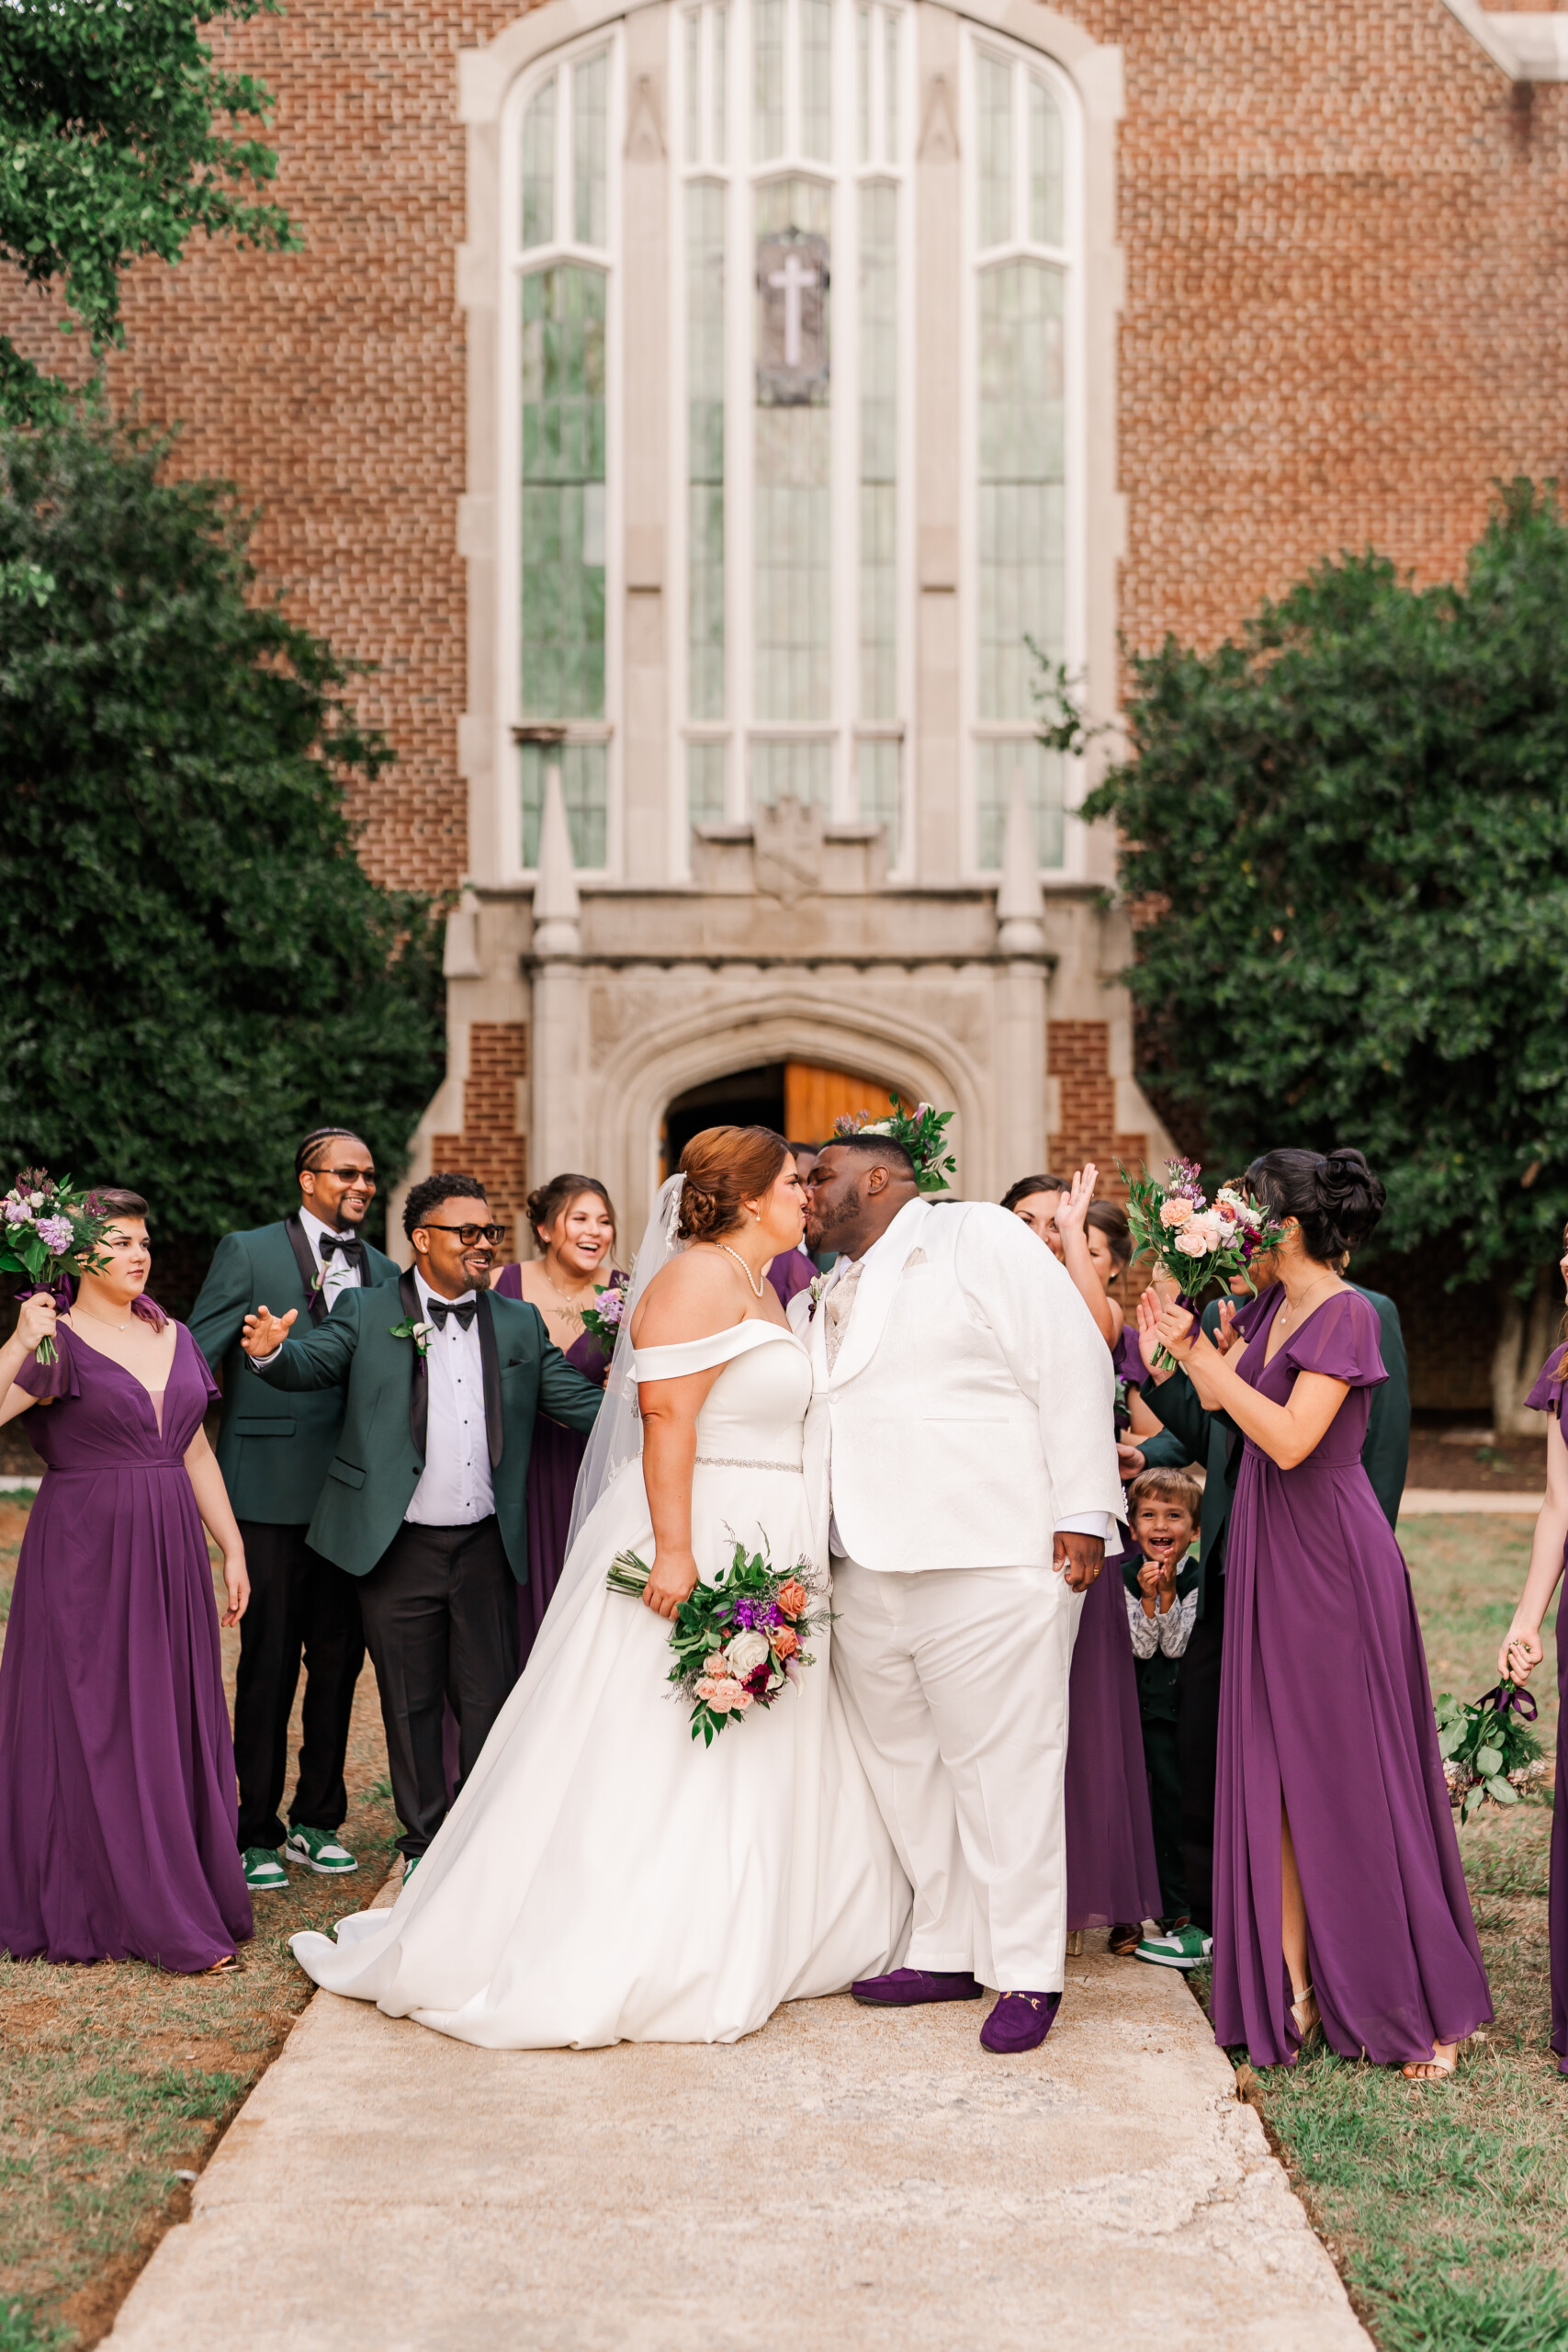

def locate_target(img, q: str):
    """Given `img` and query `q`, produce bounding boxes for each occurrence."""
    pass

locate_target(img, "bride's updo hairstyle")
[677,1126,791,1242]
[1245,1146,1386,1263]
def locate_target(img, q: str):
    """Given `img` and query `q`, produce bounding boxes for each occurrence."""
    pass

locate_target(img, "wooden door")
[784,1062,910,1143]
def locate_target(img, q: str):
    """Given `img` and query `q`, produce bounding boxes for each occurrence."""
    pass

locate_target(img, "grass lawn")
[1217,1512,1566,2351]
[0,1494,400,2349]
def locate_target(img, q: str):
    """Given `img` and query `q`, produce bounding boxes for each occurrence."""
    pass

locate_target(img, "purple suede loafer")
[979,1989,1063,2053]
[850,1967,985,2007]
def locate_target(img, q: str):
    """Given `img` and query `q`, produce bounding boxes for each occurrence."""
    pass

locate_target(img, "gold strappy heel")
[1289,1985,1322,2052]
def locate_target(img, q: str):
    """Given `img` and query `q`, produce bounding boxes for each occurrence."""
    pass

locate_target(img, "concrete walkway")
[1400,1488,1542,1516]
[107,1905,1367,2352]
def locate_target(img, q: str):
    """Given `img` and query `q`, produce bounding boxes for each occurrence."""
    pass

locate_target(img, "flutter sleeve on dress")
[10,1325,79,1404]
[1280,1288,1388,1389]
[1524,1345,1567,1419]
[183,1323,221,1412]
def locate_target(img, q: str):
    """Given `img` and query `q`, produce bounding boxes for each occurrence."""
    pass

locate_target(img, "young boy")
[1120,1467,1210,1969]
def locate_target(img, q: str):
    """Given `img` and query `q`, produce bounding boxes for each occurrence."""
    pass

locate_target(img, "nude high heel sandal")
[1289,1985,1322,2052]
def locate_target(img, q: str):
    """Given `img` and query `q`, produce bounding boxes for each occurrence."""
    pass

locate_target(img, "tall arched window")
[499,3,1082,881]
[964,30,1077,872]
[507,35,620,869]
[672,0,914,862]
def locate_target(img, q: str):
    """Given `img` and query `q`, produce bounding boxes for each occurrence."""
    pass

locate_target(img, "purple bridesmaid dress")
[0,1325,253,1970]
[1523,1346,1568,2077]
[1063,1326,1163,1933]
[1212,1287,1491,2066]
[492,1262,621,1664]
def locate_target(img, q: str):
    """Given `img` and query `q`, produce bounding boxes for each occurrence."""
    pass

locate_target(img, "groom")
[796,1134,1122,2053]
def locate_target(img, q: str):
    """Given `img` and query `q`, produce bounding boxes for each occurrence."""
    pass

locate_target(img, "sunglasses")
[309,1167,378,1186]
[419,1222,503,1247]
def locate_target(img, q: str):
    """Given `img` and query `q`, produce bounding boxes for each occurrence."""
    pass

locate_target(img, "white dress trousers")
[829,1552,1084,1994]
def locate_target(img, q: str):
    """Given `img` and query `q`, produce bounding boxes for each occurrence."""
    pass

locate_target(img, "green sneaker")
[242,1846,288,1893]
[400,1854,422,1888]
[285,1826,358,1876]
[1135,1924,1213,1971]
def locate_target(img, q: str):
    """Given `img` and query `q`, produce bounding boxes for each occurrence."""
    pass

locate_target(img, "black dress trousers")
[355,1514,520,1857]
[1173,1565,1225,1934]
[233,1521,367,1852]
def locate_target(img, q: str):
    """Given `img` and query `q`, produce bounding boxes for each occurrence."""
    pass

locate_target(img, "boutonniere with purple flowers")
[389,1316,435,1358]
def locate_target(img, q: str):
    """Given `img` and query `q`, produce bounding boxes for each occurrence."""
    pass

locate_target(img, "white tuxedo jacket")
[789,1197,1123,1573]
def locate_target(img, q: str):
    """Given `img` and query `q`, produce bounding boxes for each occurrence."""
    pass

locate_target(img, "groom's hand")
[241,1305,297,1358]
[1054,1531,1105,1591]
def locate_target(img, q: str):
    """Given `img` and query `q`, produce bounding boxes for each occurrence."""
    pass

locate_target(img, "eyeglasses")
[419,1222,502,1247]
[309,1168,378,1186]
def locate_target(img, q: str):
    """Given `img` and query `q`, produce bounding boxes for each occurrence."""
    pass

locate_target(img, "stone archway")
[582,977,991,1242]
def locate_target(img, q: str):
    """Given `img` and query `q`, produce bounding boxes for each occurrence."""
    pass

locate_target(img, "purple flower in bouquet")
[4,1199,32,1225]
[0,1170,116,1363]
[36,1216,73,1254]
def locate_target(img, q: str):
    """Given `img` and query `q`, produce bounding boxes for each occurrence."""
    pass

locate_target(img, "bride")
[291,1126,911,2046]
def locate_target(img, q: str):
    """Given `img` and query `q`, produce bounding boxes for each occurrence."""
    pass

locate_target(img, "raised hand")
[1135,1286,1170,1380]
[1055,1164,1097,1242]
[241,1304,297,1359]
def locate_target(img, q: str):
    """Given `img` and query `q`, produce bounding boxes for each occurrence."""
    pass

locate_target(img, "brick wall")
[1047,1021,1147,1193]
[431,1020,530,1256]
[5,0,1565,908]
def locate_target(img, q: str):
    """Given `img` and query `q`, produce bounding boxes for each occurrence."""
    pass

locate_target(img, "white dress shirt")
[820,1207,1112,1550]
[405,1272,495,1528]
[299,1205,365,1312]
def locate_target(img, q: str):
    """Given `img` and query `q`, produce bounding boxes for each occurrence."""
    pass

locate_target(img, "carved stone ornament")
[756,229,830,407]
[751,793,824,906]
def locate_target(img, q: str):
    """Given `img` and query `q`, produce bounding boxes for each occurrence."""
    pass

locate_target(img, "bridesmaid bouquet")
[579,1284,626,1362]
[0,1170,114,1363]
[607,1540,828,1746]
[1436,1683,1549,1823]
[1122,1157,1285,1368]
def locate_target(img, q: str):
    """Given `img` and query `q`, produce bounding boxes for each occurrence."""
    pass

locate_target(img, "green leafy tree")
[0,409,446,1250]
[1,0,296,422]
[1077,481,1568,1428]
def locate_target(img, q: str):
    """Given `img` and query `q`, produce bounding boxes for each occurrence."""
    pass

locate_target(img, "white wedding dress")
[291,1320,911,2046]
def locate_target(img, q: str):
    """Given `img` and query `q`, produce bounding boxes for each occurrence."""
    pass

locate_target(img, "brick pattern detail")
[4,0,1565,906]
[431,1021,529,1257]
[1047,1022,1146,1194]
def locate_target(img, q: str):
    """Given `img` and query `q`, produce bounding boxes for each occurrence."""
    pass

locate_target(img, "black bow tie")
[319,1232,367,1268]
[425,1295,477,1331]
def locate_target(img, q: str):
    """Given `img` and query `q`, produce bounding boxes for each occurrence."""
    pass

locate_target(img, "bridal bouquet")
[607,1540,828,1745]
[0,1170,114,1363]
[1122,1158,1284,1369]
[1435,1683,1548,1823]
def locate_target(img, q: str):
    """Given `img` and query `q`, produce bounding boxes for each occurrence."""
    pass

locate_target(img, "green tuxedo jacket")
[1137,1283,1410,1618]
[187,1216,400,1524]
[250,1271,604,1581]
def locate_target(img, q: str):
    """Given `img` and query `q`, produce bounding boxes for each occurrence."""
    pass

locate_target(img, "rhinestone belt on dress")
[694,1455,804,1474]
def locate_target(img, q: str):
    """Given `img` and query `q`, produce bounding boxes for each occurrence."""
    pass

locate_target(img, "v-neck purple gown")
[1064,1327,1163,1932]
[0,1324,253,1970]
[1212,1287,1491,2065]
[1523,1345,1568,2076]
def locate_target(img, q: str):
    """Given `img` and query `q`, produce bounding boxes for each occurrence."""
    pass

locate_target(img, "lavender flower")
[36,1216,73,1253]
[4,1200,32,1226]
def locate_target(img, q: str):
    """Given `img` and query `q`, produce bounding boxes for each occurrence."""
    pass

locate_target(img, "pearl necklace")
[718,1244,766,1299]
[73,1304,133,1331]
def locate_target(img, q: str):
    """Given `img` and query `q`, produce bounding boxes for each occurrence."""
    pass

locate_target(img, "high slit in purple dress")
[1523,1346,1568,2077]
[0,1324,253,1971]
[1063,1328,1163,1933]
[1212,1287,1491,2066]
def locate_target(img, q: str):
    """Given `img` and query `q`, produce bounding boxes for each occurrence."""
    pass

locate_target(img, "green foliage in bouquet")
[0,412,446,1248]
[1434,1683,1543,1825]
[1070,482,1568,1296]
[0,1170,113,1362]
[607,1541,827,1745]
